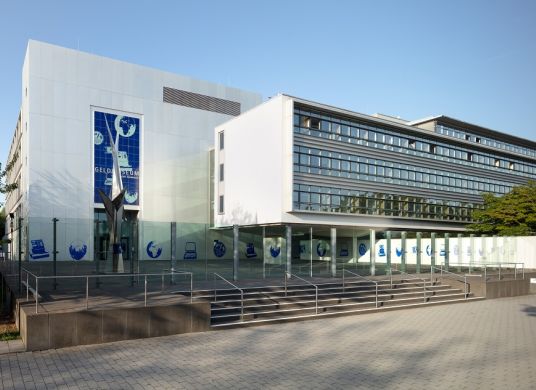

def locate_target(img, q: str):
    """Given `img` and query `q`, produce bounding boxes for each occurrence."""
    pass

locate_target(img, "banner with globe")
[93,110,140,205]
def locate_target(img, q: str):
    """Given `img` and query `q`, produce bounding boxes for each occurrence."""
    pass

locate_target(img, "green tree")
[468,180,536,236]
[0,152,18,202]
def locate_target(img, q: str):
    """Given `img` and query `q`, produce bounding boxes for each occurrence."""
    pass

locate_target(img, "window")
[494,159,500,167]
[218,195,224,213]
[465,134,471,141]
[430,144,436,154]
[219,131,224,150]
[509,162,515,170]
[467,153,473,161]
[408,140,416,149]
[219,163,224,181]
[475,137,481,143]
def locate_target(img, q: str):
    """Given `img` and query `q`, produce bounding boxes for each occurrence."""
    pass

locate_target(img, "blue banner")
[94,111,140,205]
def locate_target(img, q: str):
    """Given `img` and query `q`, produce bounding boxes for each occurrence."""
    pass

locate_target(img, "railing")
[388,268,428,303]
[284,272,318,314]
[342,267,379,308]
[431,266,468,299]
[21,268,193,314]
[441,262,524,280]
[213,273,244,321]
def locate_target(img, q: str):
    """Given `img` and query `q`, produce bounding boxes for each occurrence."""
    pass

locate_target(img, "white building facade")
[4,40,261,271]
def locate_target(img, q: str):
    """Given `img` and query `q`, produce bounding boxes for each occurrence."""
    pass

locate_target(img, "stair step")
[210,292,472,322]
[211,296,486,329]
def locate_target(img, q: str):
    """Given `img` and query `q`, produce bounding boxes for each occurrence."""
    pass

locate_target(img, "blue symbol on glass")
[339,245,349,257]
[30,240,50,260]
[213,240,226,258]
[426,245,432,256]
[478,248,483,256]
[396,247,403,257]
[69,241,87,261]
[146,241,162,259]
[300,244,306,254]
[183,242,197,260]
[453,245,459,255]
[467,247,472,256]
[412,246,417,254]
[440,247,446,256]
[359,243,367,256]
[378,245,386,257]
[246,243,257,258]
[317,242,327,257]
[270,246,281,258]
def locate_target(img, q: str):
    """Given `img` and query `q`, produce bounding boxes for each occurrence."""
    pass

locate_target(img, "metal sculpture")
[98,114,125,273]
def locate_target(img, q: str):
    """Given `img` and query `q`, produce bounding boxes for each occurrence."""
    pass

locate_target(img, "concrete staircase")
[194,278,484,329]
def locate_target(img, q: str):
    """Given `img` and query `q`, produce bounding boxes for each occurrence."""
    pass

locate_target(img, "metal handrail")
[388,268,428,303]
[431,266,468,299]
[213,273,244,322]
[284,272,318,314]
[21,268,193,314]
[440,262,525,280]
[342,267,379,308]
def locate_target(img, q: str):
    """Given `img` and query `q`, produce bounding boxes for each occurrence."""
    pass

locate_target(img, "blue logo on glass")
[426,245,432,257]
[412,246,418,254]
[440,247,446,256]
[317,242,327,257]
[246,243,257,258]
[359,243,367,256]
[339,245,349,257]
[378,245,386,257]
[183,242,197,260]
[270,246,281,258]
[94,111,140,205]
[30,240,50,260]
[396,247,403,257]
[146,241,162,259]
[69,241,87,261]
[213,240,226,257]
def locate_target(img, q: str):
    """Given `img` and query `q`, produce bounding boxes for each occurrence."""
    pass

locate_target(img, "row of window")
[293,147,513,196]
[293,109,536,177]
[436,125,536,158]
[292,185,480,222]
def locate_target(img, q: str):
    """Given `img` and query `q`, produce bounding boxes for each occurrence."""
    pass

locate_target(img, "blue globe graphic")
[69,241,87,261]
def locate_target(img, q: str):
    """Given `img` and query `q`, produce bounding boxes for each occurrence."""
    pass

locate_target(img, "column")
[431,232,437,269]
[401,231,407,272]
[331,227,337,277]
[386,231,392,271]
[310,227,314,277]
[286,225,292,275]
[444,233,450,270]
[416,232,422,274]
[170,222,177,271]
[370,229,376,276]
[469,233,475,272]
[262,226,266,279]
[457,233,463,271]
[233,225,239,281]
[352,230,358,272]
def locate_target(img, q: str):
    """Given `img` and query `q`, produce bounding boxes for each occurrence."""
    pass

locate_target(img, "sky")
[1,0,535,168]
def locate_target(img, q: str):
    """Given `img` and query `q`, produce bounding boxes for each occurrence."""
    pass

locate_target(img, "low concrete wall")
[436,275,533,299]
[19,301,211,351]
[484,278,531,299]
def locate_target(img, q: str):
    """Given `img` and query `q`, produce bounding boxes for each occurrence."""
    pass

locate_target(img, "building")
[215,94,536,278]
[4,41,536,281]
[3,40,261,273]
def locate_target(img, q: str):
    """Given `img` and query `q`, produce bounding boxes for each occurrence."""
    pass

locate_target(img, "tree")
[468,180,536,236]
[0,152,18,203]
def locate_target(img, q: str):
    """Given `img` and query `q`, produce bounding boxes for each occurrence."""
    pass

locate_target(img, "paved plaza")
[1,295,535,389]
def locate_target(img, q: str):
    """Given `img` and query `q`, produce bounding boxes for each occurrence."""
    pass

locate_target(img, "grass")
[0,322,19,341]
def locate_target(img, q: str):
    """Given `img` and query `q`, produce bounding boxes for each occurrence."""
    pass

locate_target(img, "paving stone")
[1,295,536,389]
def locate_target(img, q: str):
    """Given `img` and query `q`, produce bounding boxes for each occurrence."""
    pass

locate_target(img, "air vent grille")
[163,87,241,116]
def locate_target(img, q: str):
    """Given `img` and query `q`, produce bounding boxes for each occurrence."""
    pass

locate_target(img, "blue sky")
[1,0,535,167]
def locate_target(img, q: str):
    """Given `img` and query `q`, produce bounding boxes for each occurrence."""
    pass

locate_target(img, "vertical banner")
[94,111,140,205]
